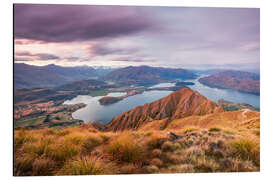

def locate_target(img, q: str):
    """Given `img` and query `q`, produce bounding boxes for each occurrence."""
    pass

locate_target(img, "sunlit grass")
[230,138,260,166]
[108,134,145,163]
[57,157,109,175]
[14,123,260,175]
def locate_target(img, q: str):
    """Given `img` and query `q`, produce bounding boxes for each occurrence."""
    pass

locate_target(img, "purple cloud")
[15,51,60,60]
[14,4,154,43]
[66,56,80,60]
[14,58,30,62]
[88,43,139,57]
[13,5,259,70]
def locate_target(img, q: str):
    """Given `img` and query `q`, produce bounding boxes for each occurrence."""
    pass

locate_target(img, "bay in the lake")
[64,78,260,124]
[64,89,173,124]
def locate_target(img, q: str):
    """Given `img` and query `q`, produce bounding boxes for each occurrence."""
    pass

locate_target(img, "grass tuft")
[253,130,260,137]
[147,135,166,150]
[230,138,260,166]
[209,127,221,132]
[58,157,107,175]
[81,135,102,154]
[108,135,145,163]
[184,128,196,134]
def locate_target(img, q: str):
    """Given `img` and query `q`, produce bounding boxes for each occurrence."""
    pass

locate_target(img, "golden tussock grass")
[209,127,221,132]
[57,157,111,175]
[107,133,146,163]
[230,138,260,166]
[14,113,260,176]
[146,135,167,150]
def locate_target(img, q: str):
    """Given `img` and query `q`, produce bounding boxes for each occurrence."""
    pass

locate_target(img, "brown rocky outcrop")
[106,88,223,131]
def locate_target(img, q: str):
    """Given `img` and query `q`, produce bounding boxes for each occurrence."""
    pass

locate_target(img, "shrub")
[47,142,80,163]
[58,157,107,175]
[230,138,260,166]
[32,157,56,176]
[253,130,260,137]
[119,164,139,174]
[14,154,37,176]
[64,134,84,145]
[219,158,258,172]
[161,141,181,152]
[184,128,196,133]
[152,149,162,158]
[147,135,166,150]
[209,127,221,132]
[14,134,37,150]
[44,115,51,123]
[166,154,181,164]
[168,164,195,173]
[88,128,97,133]
[24,142,50,156]
[55,130,70,136]
[99,134,110,143]
[108,135,145,163]
[145,131,153,137]
[43,128,55,135]
[223,130,234,135]
[81,135,102,154]
[150,158,163,167]
[194,158,219,172]
[145,165,159,173]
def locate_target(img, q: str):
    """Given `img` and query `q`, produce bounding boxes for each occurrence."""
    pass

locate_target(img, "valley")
[13,65,261,175]
[14,66,260,130]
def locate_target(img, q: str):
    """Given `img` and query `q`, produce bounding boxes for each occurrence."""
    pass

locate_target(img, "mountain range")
[14,63,98,89]
[14,64,197,89]
[102,66,197,85]
[199,70,260,95]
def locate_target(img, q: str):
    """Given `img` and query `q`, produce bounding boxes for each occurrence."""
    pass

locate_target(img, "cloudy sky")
[14,4,260,70]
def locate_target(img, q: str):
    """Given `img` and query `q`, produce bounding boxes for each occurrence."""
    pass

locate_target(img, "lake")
[64,79,260,124]
[64,88,173,124]
[186,76,260,108]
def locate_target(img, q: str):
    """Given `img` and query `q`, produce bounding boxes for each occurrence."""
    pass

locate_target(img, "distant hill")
[54,79,108,92]
[199,70,260,95]
[190,69,260,76]
[101,66,197,85]
[93,66,115,76]
[14,79,111,104]
[218,99,258,111]
[107,88,223,131]
[14,63,98,89]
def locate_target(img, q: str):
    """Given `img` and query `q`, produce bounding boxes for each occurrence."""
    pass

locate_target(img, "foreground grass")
[14,125,260,176]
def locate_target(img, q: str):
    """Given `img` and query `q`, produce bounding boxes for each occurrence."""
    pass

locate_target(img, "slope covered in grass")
[14,110,260,175]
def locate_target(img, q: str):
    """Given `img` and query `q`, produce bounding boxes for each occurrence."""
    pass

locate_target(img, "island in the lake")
[175,81,195,86]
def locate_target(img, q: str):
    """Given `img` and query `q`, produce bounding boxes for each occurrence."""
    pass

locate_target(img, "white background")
[1,0,269,179]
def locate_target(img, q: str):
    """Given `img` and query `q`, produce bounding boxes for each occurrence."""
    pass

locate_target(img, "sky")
[14,4,260,70]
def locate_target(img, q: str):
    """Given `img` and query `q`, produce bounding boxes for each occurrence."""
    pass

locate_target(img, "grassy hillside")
[14,110,260,175]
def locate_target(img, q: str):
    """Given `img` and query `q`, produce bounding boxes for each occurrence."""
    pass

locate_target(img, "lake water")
[64,77,260,124]
[149,82,176,88]
[186,76,260,108]
[64,90,172,124]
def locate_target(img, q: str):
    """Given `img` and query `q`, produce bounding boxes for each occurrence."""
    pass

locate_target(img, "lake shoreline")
[64,78,260,124]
